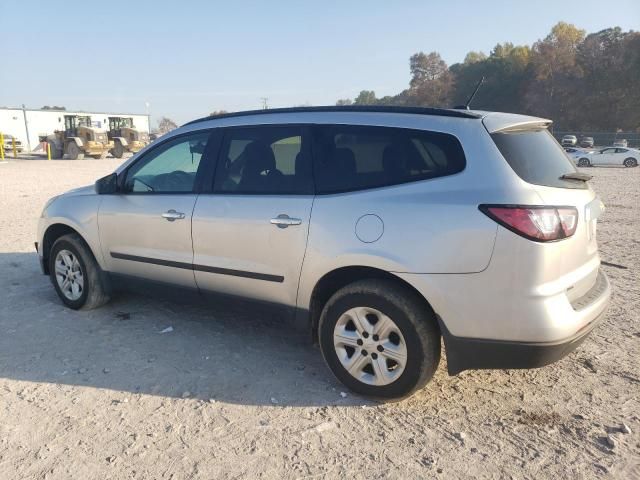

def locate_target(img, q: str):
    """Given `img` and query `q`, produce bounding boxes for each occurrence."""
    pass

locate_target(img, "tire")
[47,141,62,159]
[578,158,591,167]
[49,233,111,310]
[318,279,441,400]
[112,140,125,158]
[66,142,83,160]
[623,158,638,167]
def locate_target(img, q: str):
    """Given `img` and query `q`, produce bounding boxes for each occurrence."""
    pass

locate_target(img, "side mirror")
[95,172,118,194]
[189,141,206,155]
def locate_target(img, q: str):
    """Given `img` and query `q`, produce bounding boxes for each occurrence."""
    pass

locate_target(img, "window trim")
[206,124,315,196]
[117,129,220,195]
[311,124,467,195]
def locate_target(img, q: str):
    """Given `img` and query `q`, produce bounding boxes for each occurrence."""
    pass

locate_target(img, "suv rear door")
[191,125,314,307]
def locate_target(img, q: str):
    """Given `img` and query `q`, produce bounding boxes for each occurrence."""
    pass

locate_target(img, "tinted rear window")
[491,129,586,189]
[314,125,466,193]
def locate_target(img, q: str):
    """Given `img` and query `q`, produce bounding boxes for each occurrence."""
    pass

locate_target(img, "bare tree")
[157,117,178,135]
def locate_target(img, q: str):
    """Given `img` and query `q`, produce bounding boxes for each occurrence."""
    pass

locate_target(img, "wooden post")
[12,137,17,158]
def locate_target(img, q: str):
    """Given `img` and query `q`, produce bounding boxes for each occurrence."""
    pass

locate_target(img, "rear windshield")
[491,128,586,189]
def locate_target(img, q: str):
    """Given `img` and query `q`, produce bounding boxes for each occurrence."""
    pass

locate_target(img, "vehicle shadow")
[0,252,363,407]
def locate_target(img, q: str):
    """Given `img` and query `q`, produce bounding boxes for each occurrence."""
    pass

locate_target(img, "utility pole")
[22,104,31,152]
[145,101,151,133]
[260,97,269,110]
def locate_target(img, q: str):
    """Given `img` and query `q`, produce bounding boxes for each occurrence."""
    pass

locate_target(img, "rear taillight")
[480,205,578,242]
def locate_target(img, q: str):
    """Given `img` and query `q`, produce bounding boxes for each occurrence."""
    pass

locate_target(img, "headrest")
[333,148,356,174]
[243,141,276,174]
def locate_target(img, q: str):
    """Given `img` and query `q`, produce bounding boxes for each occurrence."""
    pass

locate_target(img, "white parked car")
[1,134,24,153]
[576,147,639,167]
[561,135,578,146]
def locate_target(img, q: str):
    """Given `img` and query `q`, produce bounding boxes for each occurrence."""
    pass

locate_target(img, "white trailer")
[0,107,150,152]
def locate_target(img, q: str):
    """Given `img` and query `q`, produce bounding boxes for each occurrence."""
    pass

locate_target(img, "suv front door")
[98,130,214,287]
[191,125,314,307]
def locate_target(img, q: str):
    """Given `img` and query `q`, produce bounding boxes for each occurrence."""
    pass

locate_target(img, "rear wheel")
[578,158,591,167]
[112,140,125,158]
[49,234,110,310]
[318,279,440,400]
[66,142,83,160]
[623,158,638,167]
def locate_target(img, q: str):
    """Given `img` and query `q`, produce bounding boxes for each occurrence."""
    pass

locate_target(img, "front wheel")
[623,158,638,167]
[112,140,125,158]
[578,158,591,167]
[318,279,441,400]
[49,233,110,310]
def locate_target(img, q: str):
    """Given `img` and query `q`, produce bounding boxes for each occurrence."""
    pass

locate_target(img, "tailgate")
[533,184,604,302]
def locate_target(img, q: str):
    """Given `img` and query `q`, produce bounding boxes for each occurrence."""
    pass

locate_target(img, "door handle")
[270,214,302,228]
[162,209,186,221]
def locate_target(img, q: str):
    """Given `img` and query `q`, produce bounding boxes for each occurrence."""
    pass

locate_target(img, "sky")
[1,0,638,126]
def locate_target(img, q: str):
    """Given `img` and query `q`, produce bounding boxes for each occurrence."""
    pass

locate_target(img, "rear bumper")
[440,270,610,374]
[440,301,607,375]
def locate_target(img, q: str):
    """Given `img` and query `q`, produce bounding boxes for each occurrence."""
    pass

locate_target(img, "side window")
[313,125,466,193]
[124,132,210,193]
[213,126,313,194]
[616,148,628,153]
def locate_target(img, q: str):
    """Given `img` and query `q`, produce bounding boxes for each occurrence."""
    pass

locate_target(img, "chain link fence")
[552,131,640,148]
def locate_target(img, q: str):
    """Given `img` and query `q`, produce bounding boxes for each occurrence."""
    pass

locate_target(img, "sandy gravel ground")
[0,157,638,479]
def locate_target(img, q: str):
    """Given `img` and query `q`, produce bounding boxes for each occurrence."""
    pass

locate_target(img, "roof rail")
[183,105,482,126]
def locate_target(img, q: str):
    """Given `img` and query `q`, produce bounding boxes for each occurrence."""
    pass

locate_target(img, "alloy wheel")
[333,306,407,386]
[54,249,84,301]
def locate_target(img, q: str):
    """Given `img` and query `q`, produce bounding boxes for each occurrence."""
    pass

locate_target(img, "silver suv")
[37,106,611,399]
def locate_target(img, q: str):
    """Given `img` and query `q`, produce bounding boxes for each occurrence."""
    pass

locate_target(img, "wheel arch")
[42,223,94,274]
[305,265,438,342]
[65,137,84,148]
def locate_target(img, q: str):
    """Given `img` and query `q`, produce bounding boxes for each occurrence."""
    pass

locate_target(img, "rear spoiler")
[483,113,552,133]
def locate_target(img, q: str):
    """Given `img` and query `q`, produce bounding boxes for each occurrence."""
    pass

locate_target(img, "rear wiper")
[560,172,592,182]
